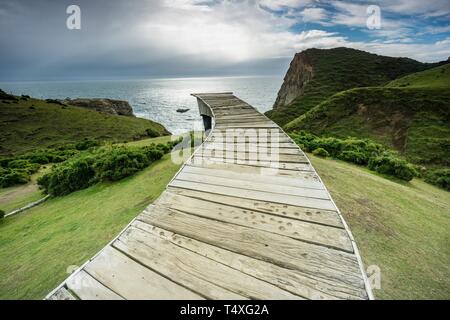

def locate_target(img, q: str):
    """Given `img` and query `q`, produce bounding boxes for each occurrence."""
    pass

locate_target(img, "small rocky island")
[64,98,135,116]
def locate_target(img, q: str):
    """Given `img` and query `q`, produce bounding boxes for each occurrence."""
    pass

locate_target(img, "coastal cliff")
[273,52,313,109]
[65,98,135,116]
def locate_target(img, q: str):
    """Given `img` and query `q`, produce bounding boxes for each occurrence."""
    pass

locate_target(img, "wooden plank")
[174,172,330,199]
[84,246,202,300]
[48,287,77,300]
[169,179,334,210]
[165,187,343,228]
[114,226,301,300]
[133,220,367,300]
[185,161,316,179]
[189,156,316,172]
[195,149,309,163]
[138,207,365,287]
[182,165,323,189]
[66,270,123,300]
[157,193,353,252]
[201,143,303,152]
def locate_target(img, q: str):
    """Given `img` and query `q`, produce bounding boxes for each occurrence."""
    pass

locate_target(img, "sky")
[1,0,449,80]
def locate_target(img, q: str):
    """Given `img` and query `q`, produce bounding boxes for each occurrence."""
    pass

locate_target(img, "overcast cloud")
[0,0,449,80]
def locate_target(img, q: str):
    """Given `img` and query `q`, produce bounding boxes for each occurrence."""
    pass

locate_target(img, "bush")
[312,148,329,157]
[0,170,30,188]
[39,140,174,196]
[425,169,450,190]
[290,131,420,181]
[145,128,160,138]
[7,159,40,174]
[75,139,100,151]
[38,157,96,196]
[368,155,418,181]
[337,150,369,165]
[0,209,5,219]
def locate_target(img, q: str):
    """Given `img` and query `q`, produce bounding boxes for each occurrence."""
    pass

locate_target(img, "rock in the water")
[176,108,190,113]
[65,98,135,116]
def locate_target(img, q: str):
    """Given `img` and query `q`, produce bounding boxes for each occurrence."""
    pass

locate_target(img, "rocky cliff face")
[65,98,135,116]
[273,52,313,109]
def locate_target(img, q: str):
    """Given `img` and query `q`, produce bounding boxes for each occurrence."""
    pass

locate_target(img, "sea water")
[0,76,283,134]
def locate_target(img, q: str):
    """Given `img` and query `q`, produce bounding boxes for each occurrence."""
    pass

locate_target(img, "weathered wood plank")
[114,226,301,299]
[190,156,314,171]
[157,193,353,252]
[133,220,367,300]
[185,161,316,178]
[181,165,323,189]
[84,246,202,300]
[139,207,365,287]
[174,172,330,199]
[48,287,77,300]
[169,179,335,210]
[165,187,343,228]
[66,270,123,300]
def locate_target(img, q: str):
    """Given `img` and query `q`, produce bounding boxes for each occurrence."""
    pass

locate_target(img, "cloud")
[0,0,449,80]
[298,7,330,24]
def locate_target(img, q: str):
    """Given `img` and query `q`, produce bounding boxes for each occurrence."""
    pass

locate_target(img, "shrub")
[368,155,418,181]
[338,150,369,165]
[312,148,329,158]
[39,140,174,196]
[425,169,450,190]
[7,159,40,174]
[0,209,5,219]
[314,137,343,157]
[0,170,30,188]
[145,128,160,138]
[75,139,100,151]
[38,157,96,196]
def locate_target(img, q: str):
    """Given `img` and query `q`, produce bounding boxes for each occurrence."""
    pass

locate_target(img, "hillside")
[386,62,450,88]
[310,155,450,299]
[0,94,170,156]
[266,47,437,126]
[284,64,450,167]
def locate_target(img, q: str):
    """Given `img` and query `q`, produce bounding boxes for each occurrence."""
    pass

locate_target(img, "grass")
[285,86,450,167]
[0,97,169,156]
[0,140,183,299]
[0,167,52,213]
[310,154,450,299]
[386,63,450,88]
[266,47,435,126]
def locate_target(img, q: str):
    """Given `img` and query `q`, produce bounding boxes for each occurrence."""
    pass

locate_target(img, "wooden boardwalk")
[47,93,373,300]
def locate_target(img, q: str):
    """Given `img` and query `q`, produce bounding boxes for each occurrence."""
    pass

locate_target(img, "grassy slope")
[285,64,450,167]
[0,137,182,300]
[266,47,434,126]
[386,62,450,88]
[0,97,170,156]
[310,154,450,299]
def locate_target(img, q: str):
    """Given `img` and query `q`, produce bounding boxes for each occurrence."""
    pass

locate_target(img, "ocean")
[0,76,283,134]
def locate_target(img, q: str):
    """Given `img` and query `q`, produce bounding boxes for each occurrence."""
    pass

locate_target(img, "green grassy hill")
[386,62,450,88]
[266,47,436,126]
[0,95,170,156]
[284,64,450,167]
[310,154,450,299]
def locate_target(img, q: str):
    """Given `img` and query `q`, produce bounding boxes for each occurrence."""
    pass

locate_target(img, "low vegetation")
[310,154,450,299]
[38,139,180,196]
[291,131,417,181]
[425,169,450,191]
[0,136,183,299]
[0,94,169,156]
